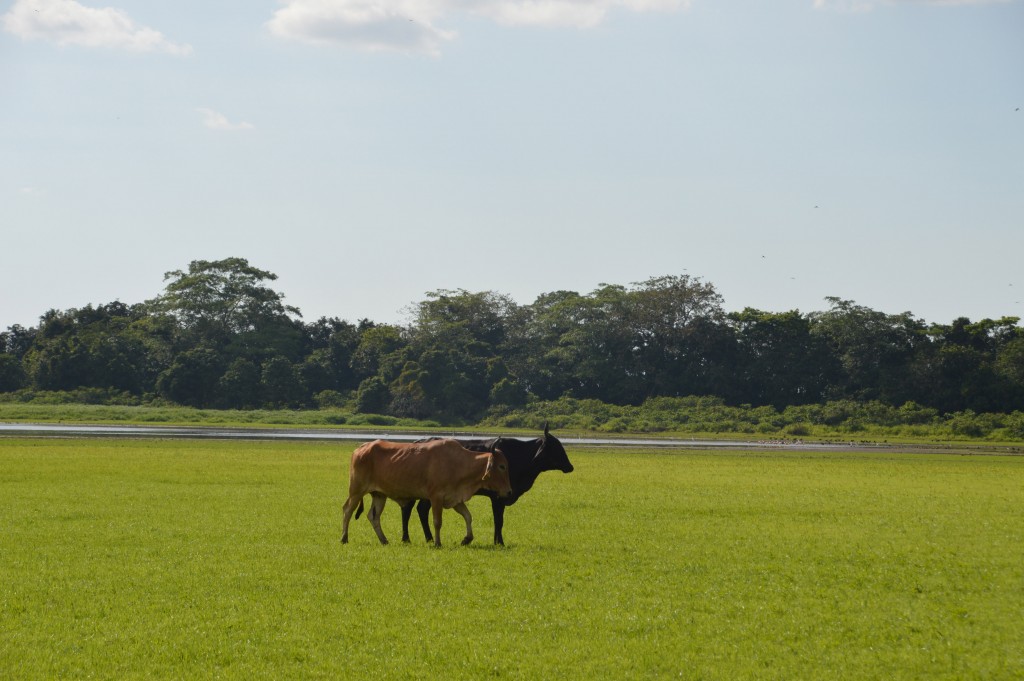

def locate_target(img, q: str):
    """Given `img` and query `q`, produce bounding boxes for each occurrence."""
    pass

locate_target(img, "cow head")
[534,422,574,473]
[482,446,512,497]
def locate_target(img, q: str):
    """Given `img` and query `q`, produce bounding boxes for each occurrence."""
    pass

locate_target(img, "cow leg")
[341,494,362,544]
[417,499,433,543]
[453,502,473,546]
[491,497,507,546]
[368,492,389,545]
[430,503,443,548]
[399,500,415,543]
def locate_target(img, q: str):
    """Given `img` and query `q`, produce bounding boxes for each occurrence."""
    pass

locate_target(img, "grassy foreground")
[1,439,1022,679]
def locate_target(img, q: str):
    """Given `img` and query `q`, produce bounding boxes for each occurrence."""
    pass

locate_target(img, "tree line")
[1,258,1023,423]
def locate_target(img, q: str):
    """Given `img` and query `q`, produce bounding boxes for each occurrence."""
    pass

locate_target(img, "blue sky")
[2,0,1022,331]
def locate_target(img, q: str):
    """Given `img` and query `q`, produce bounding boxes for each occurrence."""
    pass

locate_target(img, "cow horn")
[543,421,550,438]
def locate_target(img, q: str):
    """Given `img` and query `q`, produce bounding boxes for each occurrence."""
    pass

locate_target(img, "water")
[0,422,866,450]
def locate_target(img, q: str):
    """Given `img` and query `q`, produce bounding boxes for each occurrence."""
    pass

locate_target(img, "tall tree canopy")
[148,258,301,337]
[3,259,1023,419]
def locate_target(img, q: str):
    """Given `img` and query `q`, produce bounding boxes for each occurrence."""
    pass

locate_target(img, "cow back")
[351,438,497,507]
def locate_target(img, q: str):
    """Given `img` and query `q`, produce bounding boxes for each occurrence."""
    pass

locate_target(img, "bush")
[601,417,631,433]
[948,417,982,437]
[897,401,939,425]
[1004,412,1024,439]
[348,413,398,427]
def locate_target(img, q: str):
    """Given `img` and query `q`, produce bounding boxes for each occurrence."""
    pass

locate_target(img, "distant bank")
[2,422,1012,455]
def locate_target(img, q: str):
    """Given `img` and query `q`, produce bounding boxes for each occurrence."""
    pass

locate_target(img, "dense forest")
[2,258,1023,431]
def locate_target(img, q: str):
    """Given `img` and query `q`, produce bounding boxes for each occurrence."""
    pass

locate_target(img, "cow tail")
[355,499,364,519]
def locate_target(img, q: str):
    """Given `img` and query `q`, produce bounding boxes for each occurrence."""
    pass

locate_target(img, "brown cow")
[341,438,512,547]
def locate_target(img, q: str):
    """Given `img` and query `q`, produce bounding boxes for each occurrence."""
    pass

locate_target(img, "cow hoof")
[461,537,473,546]
[341,536,348,544]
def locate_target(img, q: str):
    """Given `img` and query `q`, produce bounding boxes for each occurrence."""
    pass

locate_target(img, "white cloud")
[813,0,1013,10]
[197,108,255,132]
[1,0,192,55]
[462,0,687,28]
[267,0,455,55]
[267,0,688,54]
[18,187,45,198]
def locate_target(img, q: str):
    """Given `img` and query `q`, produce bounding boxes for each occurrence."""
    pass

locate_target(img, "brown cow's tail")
[355,499,365,519]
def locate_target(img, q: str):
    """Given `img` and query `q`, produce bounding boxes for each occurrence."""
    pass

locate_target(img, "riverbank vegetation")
[3,396,1023,446]
[3,258,1023,440]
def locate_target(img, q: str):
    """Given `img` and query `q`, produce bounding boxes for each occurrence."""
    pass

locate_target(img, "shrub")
[348,413,398,427]
[314,390,348,409]
[897,401,939,426]
[947,411,985,437]
[1004,412,1024,439]
[601,417,631,433]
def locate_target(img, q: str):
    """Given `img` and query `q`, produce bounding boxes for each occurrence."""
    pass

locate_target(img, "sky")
[2,0,1022,332]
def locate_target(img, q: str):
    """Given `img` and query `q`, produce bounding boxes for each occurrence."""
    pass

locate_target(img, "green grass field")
[1,438,1021,679]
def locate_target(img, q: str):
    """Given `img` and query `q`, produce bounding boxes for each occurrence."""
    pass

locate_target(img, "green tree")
[388,361,433,419]
[156,348,224,407]
[413,289,513,348]
[729,308,838,408]
[355,376,390,414]
[503,290,590,401]
[299,318,361,393]
[148,258,301,345]
[490,376,528,408]
[0,324,36,358]
[403,289,517,419]
[0,353,26,391]
[629,275,734,400]
[506,276,733,405]
[21,303,160,394]
[996,336,1024,387]
[218,358,261,409]
[922,317,1023,412]
[809,298,927,404]
[261,356,306,408]
[350,324,408,383]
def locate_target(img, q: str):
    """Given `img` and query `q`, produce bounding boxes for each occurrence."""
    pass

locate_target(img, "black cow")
[400,424,574,545]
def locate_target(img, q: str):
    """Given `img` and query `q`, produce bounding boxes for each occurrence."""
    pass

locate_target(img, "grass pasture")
[1,439,1022,679]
